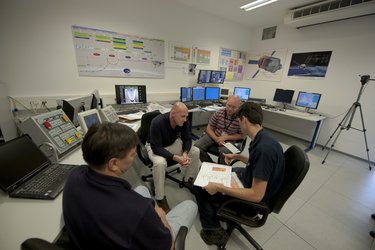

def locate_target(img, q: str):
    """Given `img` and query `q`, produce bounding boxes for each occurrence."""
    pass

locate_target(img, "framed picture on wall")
[288,51,332,78]
[168,41,191,63]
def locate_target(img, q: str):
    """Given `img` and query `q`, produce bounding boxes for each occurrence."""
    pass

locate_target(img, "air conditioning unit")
[284,0,375,29]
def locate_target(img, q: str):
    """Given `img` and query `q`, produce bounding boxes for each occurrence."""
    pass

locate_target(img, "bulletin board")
[218,48,246,81]
[71,25,165,78]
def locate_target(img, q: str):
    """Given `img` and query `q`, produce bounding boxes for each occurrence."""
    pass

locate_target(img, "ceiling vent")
[284,0,375,28]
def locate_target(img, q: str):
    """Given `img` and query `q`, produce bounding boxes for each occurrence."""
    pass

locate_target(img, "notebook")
[0,135,79,200]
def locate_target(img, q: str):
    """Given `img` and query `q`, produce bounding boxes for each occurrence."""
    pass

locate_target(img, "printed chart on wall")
[71,25,165,78]
[288,51,332,78]
[246,49,287,82]
[219,48,246,81]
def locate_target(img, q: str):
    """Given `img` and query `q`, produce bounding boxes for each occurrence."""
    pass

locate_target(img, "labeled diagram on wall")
[246,49,287,82]
[219,48,246,81]
[71,25,165,78]
[169,41,191,63]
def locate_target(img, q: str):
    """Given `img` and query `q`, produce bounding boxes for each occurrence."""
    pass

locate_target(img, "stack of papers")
[194,162,243,188]
[118,111,144,120]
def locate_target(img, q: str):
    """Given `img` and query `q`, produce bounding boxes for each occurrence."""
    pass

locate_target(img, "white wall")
[0,0,252,103]
[246,16,375,162]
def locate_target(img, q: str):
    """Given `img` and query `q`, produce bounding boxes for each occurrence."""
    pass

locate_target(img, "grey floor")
[124,130,375,250]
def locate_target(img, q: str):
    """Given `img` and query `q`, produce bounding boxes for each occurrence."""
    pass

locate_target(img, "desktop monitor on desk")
[198,70,211,84]
[273,88,295,108]
[192,87,205,101]
[295,91,322,110]
[62,94,93,127]
[180,87,192,102]
[234,87,251,101]
[115,85,147,105]
[77,109,102,134]
[210,71,226,84]
[205,87,220,101]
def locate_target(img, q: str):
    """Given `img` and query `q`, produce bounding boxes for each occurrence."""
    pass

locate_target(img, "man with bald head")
[195,95,243,164]
[147,102,201,212]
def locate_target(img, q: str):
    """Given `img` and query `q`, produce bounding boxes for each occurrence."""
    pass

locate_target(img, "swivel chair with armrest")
[137,110,185,189]
[21,226,189,250]
[216,145,310,250]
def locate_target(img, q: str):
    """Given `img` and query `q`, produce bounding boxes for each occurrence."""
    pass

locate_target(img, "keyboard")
[284,109,310,117]
[117,109,142,115]
[11,164,78,199]
[185,104,198,110]
[261,104,276,109]
[199,102,213,108]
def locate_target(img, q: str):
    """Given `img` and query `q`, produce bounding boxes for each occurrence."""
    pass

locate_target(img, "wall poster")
[246,49,287,82]
[219,48,246,81]
[72,25,165,78]
[192,47,211,65]
[288,51,332,78]
[169,42,191,63]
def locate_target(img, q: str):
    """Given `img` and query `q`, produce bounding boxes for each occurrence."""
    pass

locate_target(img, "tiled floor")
[126,131,375,250]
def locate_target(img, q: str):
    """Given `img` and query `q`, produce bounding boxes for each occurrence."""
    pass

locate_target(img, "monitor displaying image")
[273,88,295,104]
[197,70,211,84]
[295,91,322,110]
[205,87,220,101]
[180,87,192,102]
[77,109,102,134]
[210,71,226,84]
[234,87,251,101]
[115,85,147,104]
[192,87,205,101]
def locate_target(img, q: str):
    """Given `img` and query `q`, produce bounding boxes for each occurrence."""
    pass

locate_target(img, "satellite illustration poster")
[288,51,332,78]
[246,49,287,82]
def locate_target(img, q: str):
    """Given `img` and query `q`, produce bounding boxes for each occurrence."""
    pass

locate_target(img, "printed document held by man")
[194,162,243,188]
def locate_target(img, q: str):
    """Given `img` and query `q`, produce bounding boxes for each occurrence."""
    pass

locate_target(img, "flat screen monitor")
[115,85,147,104]
[192,87,205,101]
[91,89,102,109]
[77,109,102,134]
[210,70,226,84]
[180,87,192,102]
[198,70,211,84]
[272,88,295,104]
[205,87,220,101]
[62,94,93,127]
[234,87,251,101]
[295,91,322,110]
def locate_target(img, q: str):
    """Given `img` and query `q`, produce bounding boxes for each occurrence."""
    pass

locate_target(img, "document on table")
[194,162,244,188]
[118,111,144,120]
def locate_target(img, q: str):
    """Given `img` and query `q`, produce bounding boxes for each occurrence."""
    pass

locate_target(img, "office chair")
[21,226,189,250]
[216,145,310,250]
[136,110,184,189]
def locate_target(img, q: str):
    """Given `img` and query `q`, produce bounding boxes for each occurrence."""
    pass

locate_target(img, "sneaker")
[156,196,170,213]
[370,231,375,238]
[371,214,375,220]
[200,228,229,246]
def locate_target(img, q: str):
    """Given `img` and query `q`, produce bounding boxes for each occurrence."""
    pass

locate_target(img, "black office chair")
[216,145,310,250]
[137,110,184,189]
[21,226,189,250]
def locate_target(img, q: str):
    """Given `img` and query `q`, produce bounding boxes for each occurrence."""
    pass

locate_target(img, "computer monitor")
[234,87,251,101]
[197,70,211,84]
[205,87,220,101]
[210,70,226,84]
[272,88,295,105]
[220,88,229,99]
[77,109,102,134]
[115,85,147,104]
[192,87,205,101]
[180,87,192,102]
[91,89,102,109]
[295,91,322,110]
[62,94,93,127]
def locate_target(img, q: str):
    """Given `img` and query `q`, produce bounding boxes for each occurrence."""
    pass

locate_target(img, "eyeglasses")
[226,104,238,110]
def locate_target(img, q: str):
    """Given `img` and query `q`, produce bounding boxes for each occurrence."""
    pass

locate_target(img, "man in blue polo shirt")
[63,123,197,249]
[194,102,285,246]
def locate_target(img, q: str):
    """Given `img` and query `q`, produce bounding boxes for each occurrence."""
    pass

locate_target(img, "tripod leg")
[322,105,353,164]
[357,105,372,170]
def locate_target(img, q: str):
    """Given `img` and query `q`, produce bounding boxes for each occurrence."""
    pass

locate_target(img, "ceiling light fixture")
[240,0,278,11]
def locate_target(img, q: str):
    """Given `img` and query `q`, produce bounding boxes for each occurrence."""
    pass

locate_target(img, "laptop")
[0,135,79,200]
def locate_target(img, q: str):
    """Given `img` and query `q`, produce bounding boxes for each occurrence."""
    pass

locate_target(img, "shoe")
[182,177,194,190]
[200,228,229,246]
[371,214,375,220]
[156,196,170,213]
[370,231,375,238]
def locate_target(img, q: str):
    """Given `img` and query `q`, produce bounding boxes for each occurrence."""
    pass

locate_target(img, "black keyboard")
[117,109,141,115]
[199,102,213,108]
[185,104,198,110]
[11,164,79,200]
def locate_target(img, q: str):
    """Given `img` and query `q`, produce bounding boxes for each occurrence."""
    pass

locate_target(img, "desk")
[262,108,326,152]
[0,148,85,250]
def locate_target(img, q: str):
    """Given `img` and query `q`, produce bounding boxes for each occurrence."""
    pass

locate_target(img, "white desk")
[0,148,85,250]
[262,108,326,151]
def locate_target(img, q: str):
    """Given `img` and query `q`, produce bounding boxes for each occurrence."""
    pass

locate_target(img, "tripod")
[322,75,373,170]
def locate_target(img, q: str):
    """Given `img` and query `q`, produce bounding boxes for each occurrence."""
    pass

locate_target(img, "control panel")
[18,109,82,162]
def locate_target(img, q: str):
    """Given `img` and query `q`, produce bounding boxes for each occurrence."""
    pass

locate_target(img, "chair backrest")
[269,145,310,214]
[138,110,161,144]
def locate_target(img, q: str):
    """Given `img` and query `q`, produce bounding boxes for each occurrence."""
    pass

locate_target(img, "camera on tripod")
[360,74,373,84]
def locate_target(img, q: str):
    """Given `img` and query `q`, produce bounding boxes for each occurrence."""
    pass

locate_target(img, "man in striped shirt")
[195,95,243,164]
